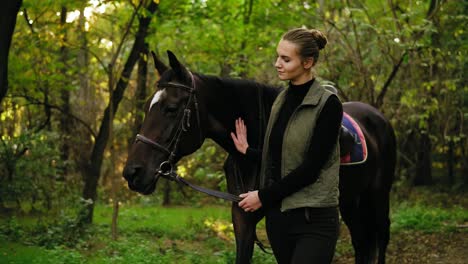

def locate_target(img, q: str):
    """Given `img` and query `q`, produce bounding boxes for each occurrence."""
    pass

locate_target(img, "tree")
[82,1,159,223]
[0,0,22,105]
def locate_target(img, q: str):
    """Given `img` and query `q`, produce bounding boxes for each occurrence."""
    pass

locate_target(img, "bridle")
[135,72,202,178]
[134,72,241,203]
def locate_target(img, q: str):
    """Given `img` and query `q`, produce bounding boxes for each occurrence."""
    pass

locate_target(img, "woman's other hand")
[230,118,249,154]
[238,191,262,212]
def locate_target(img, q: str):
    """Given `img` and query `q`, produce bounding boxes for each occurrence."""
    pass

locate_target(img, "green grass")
[1,189,466,263]
[0,242,84,264]
[391,203,468,232]
[0,204,276,263]
[94,204,232,239]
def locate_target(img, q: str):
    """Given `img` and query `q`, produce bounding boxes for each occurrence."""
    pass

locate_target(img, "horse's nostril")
[123,165,141,181]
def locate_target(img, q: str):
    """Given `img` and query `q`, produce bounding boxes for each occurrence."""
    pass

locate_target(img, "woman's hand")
[238,191,262,212]
[230,118,249,154]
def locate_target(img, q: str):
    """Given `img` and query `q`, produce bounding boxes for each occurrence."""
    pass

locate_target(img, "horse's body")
[123,51,396,264]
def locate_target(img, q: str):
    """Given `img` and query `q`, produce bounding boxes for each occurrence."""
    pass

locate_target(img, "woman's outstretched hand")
[239,191,262,212]
[230,118,249,154]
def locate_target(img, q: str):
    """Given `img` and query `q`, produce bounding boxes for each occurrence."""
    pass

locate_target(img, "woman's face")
[275,39,313,85]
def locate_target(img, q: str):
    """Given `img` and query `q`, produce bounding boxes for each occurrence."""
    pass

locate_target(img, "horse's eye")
[164,105,178,114]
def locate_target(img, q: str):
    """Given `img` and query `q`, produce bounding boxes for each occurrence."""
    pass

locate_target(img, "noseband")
[135,72,203,178]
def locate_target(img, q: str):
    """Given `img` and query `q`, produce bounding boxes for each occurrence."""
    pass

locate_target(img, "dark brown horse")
[123,51,396,264]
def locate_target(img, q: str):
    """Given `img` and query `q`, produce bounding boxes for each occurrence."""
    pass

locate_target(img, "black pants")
[265,205,339,264]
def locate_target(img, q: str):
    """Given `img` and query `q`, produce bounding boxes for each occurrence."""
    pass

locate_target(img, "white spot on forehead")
[149,89,165,111]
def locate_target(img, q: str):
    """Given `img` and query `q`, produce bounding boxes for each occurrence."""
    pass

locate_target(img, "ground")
[333,224,468,264]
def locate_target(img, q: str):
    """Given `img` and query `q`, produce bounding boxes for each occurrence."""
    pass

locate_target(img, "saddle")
[340,112,367,165]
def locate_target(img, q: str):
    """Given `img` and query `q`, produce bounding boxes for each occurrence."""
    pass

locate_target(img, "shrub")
[0,130,66,213]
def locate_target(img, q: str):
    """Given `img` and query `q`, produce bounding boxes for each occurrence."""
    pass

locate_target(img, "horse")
[123,51,396,264]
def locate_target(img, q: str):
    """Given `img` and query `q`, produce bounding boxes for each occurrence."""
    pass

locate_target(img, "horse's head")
[123,51,206,195]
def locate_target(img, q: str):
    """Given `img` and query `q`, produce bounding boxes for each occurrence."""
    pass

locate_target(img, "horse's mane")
[196,73,282,99]
[193,73,281,151]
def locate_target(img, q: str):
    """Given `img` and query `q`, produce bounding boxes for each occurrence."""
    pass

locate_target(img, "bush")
[0,217,24,242]
[0,130,67,213]
[0,198,92,249]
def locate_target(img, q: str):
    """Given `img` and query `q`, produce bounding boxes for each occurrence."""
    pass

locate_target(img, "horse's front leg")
[231,203,260,264]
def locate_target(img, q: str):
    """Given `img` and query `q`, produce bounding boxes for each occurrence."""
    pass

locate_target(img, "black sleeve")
[245,147,262,161]
[258,96,342,208]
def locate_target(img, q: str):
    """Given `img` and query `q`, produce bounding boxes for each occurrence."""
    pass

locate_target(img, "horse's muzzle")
[123,164,159,195]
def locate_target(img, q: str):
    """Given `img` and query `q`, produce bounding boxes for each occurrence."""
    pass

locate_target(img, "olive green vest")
[259,80,340,211]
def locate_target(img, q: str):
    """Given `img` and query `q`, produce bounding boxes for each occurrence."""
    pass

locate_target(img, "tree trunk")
[128,44,149,148]
[59,6,71,173]
[412,0,439,187]
[462,140,468,187]
[82,2,159,223]
[239,0,254,78]
[447,139,454,186]
[111,197,119,239]
[162,180,171,206]
[74,5,94,179]
[0,0,22,105]
[413,132,433,186]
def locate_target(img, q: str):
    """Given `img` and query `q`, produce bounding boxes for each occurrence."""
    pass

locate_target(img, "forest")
[0,0,466,263]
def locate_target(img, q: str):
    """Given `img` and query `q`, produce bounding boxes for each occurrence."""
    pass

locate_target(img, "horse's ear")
[167,50,190,79]
[151,51,169,75]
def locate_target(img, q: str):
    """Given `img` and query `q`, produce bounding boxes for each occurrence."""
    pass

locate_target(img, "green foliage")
[0,217,24,242]
[2,191,467,263]
[176,139,227,197]
[0,198,91,249]
[0,130,67,212]
[93,203,231,239]
[2,0,467,216]
[392,203,468,233]
[390,187,468,232]
[1,205,239,263]
[0,242,85,264]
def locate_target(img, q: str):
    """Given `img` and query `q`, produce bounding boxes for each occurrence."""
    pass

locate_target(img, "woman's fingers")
[236,118,247,142]
[238,192,248,208]
[232,118,249,154]
[236,118,244,136]
[230,132,238,144]
[238,191,259,212]
[240,119,247,135]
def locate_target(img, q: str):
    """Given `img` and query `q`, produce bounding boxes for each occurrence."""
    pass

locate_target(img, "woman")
[231,28,342,263]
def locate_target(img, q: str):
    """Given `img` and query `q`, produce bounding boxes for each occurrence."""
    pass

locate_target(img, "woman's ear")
[303,58,314,70]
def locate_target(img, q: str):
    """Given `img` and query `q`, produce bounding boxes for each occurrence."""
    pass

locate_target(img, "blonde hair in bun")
[282,28,328,65]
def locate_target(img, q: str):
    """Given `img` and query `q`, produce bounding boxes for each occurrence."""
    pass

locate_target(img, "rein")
[135,72,242,203]
[158,169,242,202]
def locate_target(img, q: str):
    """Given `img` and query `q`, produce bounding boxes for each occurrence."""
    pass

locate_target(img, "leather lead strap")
[168,172,242,202]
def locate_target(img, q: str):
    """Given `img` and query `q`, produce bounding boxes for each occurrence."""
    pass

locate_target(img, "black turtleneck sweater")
[246,79,342,208]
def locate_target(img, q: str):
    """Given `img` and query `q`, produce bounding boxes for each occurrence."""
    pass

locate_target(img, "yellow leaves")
[454,29,464,37]
[177,166,187,177]
[0,106,15,121]
[203,218,234,241]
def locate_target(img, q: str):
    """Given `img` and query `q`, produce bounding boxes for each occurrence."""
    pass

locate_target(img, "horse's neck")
[201,76,279,154]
